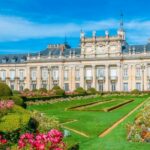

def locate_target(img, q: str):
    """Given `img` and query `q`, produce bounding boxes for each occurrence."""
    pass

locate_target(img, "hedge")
[0,82,12,97]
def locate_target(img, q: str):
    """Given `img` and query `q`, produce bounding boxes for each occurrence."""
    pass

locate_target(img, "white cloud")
[0,15,149,44]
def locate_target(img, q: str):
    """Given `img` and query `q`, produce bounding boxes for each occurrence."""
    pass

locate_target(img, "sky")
[0,0,150,54]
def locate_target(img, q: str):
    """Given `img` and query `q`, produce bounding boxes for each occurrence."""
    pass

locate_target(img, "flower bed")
[127,101,150,142]
[18,129,65,150]
[26,95,100,106]
[0,100,14,118]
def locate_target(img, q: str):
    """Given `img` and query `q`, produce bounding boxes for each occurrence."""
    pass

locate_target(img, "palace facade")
[0,23,150,92]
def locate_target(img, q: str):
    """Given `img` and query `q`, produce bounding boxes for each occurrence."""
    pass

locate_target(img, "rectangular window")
[136,83,141,91]
[75,70,80,81]
[136,68,141,77]
[97,68,105,77]
[19,85,24,91]
[86,82,91,90]
[75,83,80,88]
[10,84,14,90]
[110,68,117,77]
[86,68,92,77]
[123,68,128,77]
[19,70,24,80]
[10,70,15,80]
[111,82,116,91]
[52,69,59,80]
[64,70,68,81]
[64,83,69,91]
[31,70,36,81]
[42,68,48,80]
[98,82,104,92]
[1,70,6,81]
[123,83,128,91]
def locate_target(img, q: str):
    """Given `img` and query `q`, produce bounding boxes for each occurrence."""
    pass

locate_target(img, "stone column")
[37,66,41,89]
[71,65,76,91]
[25,66,30,89]
[59,65,64,89]
[92,65,96,88]
[117,64,122,91]
[80,65,84,89]
[105,64,109,91]
[143,64,147,91]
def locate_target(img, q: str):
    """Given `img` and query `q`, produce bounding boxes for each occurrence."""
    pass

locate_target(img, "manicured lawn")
[83,98,128,111]
[28,95,150,149]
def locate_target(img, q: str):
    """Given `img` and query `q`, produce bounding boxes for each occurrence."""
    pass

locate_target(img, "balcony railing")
[135,76,141,80]
[52,77,59,81]
[75,77,80,81]
[85,76,93,80]
[110,76,118,81]
[31,77,37,81]
[97,76,105,81]
[123,76,129,80]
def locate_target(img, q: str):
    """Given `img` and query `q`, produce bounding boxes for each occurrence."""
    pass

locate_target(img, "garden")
[0,83,150,150]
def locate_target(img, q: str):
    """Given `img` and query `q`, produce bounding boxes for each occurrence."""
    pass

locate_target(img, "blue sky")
[0,0,150,54]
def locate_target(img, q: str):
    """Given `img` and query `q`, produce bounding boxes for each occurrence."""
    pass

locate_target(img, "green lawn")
[28,95,150,149]
[83,98,129,111]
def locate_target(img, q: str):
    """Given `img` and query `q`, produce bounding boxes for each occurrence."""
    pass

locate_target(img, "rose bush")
[0,100,14,118]
[18,129,65,150]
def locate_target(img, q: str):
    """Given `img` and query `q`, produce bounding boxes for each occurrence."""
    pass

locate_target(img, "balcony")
[75,77,80,81]
[41,78,48,81]
[85,76,93,81]
[52,77,59,81]
[97,76,105,81]
[123,76,129,80]
[135,76,141,80]
[64,77,69,81]
[10,77,15,81]
[110,76,118,81]
[31,77,37,81]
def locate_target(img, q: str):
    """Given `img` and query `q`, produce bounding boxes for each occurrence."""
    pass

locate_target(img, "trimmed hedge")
[51,86,65,96]
[74,87,86,95]
[87,88,97,95]
[0,82,12,97]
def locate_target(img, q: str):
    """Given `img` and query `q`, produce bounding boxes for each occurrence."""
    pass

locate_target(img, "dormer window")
[2,57,7,63]
[20,56,26,62]
[11,57,17,63]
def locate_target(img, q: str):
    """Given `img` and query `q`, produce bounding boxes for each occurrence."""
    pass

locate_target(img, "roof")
[1,42,150,64]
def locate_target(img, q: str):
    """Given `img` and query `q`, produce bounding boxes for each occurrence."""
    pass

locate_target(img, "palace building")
[0,18,150,92]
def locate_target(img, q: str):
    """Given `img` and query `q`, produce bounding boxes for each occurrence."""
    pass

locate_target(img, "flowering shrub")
[29,111,60,133]
[18,129,65,150]
[0,100,14,118]
[127,101,150,142]
[0,134,8,149]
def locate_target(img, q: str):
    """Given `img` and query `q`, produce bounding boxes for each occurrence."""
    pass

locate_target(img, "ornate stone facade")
[0,26,150,92]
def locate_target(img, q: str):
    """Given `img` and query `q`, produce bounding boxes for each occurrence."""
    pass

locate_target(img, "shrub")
[0,105,30,132]
[32,89,38,92]
[23,88,30,93]
[12,90,20,95]
[18,129,65,150]
[0,82,12,97]
[74,87,86,95]
[131,89,141,94]
[39,88,47,93]
[29,111,60,133]
[51,86,65,96]
[11,96,24,106]
[86,88,97,95]
[0,100,14,118]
